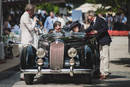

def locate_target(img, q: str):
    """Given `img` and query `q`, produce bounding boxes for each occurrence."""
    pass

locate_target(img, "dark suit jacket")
[86,16,112,45]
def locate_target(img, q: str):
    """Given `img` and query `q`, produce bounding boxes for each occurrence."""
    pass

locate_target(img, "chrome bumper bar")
[21,69,92,74]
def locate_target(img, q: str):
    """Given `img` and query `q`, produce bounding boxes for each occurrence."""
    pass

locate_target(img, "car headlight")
[36,48,46,58]
[68,48,77,58]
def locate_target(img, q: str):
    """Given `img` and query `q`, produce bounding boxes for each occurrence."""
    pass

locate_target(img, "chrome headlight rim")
[68,47,77,58]
[36,48,46,58]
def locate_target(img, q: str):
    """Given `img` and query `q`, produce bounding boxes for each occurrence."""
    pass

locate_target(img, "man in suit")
[86,11,112,80]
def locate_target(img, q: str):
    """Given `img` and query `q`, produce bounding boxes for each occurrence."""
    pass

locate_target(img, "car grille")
[50,42,64,69]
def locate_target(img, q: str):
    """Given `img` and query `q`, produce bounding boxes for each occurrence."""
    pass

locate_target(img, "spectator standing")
[57,14,65,28]
[120,13,127,24]
[44,11,57,33]
[63,15,69,24]
[85,11,112,80]
[11,21,21,43]
[120,13,127,30]
[3,14,12,30]
[20,4,38,45]
[37,10,48,25]
[11,20,20,35]
[113,13,120,30]
[106,14,113,30]
[20,4,38,80]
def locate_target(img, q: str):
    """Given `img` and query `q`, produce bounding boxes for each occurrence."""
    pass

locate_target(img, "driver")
[49,21,64,36]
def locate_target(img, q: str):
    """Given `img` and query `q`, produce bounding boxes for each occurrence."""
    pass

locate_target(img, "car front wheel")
[24,74,35,85]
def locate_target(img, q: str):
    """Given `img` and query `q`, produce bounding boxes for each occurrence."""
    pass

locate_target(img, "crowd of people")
[99,13,128,31]
[2,6,128,48]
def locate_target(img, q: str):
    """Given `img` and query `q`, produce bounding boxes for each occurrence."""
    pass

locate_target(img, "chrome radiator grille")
[50,42,64,69]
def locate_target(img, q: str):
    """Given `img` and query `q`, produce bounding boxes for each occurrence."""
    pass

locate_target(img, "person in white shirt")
[57,14,65,28]
[20,4,38,80]
[20,4,38,45]
[120,13,127,24]
[120,13,127,30]
[11,21,21,35]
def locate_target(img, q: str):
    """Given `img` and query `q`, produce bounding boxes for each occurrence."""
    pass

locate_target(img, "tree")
[36,2,59,14]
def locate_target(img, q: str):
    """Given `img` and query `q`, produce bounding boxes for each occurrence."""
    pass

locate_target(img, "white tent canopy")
[75,3,102,13]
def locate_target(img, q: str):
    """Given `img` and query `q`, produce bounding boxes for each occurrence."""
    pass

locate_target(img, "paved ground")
[0,36,130,87]
[0,57,19,72]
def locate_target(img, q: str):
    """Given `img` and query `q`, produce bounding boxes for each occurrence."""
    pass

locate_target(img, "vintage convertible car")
[20,32,100,85]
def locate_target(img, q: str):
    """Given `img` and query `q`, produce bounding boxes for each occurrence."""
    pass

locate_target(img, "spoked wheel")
[24,74,35,85]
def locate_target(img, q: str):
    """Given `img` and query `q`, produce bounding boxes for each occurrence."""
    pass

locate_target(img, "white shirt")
[20,11,36,45]
[57,17,65,28]
[120,16,127,24]
[11,24,20,35]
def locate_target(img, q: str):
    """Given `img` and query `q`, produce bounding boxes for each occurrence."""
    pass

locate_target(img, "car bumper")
[21,69,92,74]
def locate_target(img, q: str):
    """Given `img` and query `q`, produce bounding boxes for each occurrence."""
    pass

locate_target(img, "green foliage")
[96,7,107,15]
[53,6,59,14]
[85,0,96,3]
[36,3,59,14]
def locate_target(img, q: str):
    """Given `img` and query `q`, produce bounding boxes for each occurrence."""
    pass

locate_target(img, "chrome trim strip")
[21,69,92,74]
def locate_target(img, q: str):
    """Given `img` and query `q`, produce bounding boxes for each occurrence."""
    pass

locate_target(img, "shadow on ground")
[0,65,19,81]
[110,58,130,67]
[83,80,130,87]
[33,74,127,86]
[34,74,93,84]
